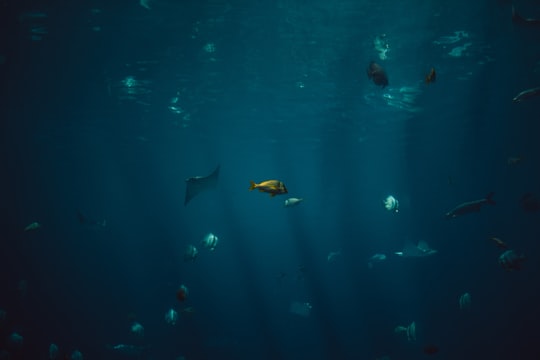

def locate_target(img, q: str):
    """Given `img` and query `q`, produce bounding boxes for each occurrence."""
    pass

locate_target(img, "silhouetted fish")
[445,192,495,218]
[512,5,540,26]
[367,61,389,88]
[520,193,540,212]
[184,165,220,205]
[512,87,540,103]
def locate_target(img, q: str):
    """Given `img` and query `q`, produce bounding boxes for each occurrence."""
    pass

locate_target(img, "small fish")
[367,61,389,88]
[489,237,508,249]
[512,87,540,103]
[108,344,145,356]
[395,241,437,257]
[445,192,495,218]
[181,306,195,315]
[284,197,303,207]
[507,156,523,166]
[520,193,540,212]
[24,222,41,232]
[425,67,436,84]
[423,345,440,355]
[368,253,386,269]
[327,250,341,262]
[249,180,288,197]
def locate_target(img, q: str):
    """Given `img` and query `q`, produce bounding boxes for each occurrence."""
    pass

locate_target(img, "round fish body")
[184,245,198,261]
[384,195,399,212]
[367,61,389,88]
[202,233,218,251]
[284,198,303,207]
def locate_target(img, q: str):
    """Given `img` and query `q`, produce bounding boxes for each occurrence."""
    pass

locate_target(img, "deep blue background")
[1,0,539,359]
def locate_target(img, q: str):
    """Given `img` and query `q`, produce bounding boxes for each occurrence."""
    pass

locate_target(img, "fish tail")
[486,192,496,205]
[249,181,257,191]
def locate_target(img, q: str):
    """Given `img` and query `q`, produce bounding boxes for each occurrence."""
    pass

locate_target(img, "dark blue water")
[1,0,539,359]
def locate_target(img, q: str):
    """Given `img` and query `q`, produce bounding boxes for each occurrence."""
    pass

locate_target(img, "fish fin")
[486,192,496,205]
[249,181,256,191]
[184,165,220,205]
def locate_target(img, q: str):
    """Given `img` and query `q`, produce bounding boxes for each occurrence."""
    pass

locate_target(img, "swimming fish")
[249,180,288,197]
[184,165,220,205]
[507,156,523,166]
[284,197,303,207]
[489,237,508,250]
[367,61,389,88]
[395,241,437,257]
[445,192,495,218]
[367,253,387,268]
[512,87,540,103]
[24,222,41,232]
[327,250,341,262]
[425,67,436,84]
[108,344,146,356]
[512,5,540,26]
[520,193,540,212]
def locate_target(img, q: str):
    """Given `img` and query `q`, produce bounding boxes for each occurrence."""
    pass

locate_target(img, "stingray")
[184,165,220,205]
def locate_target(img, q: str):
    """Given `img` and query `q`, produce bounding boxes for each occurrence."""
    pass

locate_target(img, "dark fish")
[184,165,220,205]
[445,192,496,218]
[367,61,389,88]
[425,67,436,84]
[512,87,540,103]
[423,345,439,355]
[76,210,106,228]
[520,193,540,212]
[512,5,540,26]
[107,344,146,356]
[499,250,526,271]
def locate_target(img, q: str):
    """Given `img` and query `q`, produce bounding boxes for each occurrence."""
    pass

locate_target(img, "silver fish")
[512,87,540,103]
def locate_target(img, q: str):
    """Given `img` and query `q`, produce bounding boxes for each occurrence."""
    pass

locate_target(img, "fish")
[507,156,523,166]
[425,67,436,84]
[499,250,526,271]
[367,61,389,88]
[445,192,495,218]
[284,197,303,207]
[24,222,41,232]
[520,193,540,212]
[76,210,106,229]
[108,344,146,356]
[367,253,386,268]
[249,180,288,197]
[327,250,341,262]
[423,345,440,355]
[181,306,195,315]
[512,87,540,103]
[489,237,508,249]
[395,241,437,257]
[184,165,220,205]
[512,5,540,26]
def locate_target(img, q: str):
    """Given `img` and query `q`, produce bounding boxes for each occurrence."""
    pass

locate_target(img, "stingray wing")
[184,165,220,205]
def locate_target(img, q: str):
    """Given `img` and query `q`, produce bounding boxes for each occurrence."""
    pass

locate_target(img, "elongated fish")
[513,87,540,103]
[445,192,495,218]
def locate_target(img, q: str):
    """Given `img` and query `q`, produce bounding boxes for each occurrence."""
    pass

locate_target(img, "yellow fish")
[249,180,288,197]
